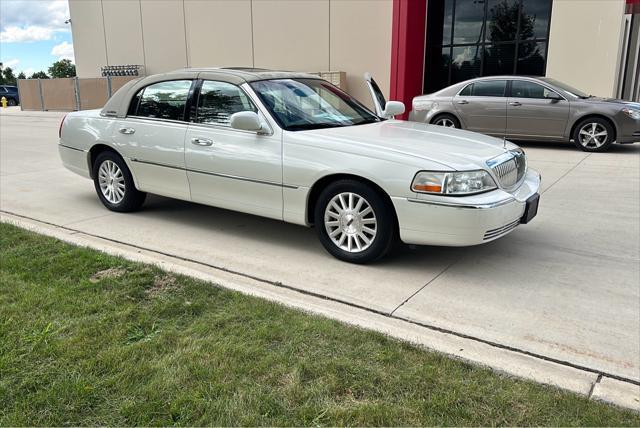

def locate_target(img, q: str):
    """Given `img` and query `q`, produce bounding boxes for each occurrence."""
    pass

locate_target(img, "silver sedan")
[409,76,640,152]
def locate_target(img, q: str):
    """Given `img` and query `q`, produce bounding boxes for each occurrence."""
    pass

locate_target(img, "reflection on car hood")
[583,97,640,109]
[294,120,518,170]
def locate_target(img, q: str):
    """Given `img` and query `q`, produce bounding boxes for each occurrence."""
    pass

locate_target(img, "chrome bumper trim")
[406,196,516,210]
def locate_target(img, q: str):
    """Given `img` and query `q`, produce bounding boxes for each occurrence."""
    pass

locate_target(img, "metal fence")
[17,76,139,111]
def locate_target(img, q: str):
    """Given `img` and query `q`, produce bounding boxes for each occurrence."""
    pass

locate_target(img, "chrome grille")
[489,150,526,189]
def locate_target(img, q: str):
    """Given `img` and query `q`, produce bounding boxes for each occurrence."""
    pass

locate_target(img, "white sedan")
[58,68,540,263]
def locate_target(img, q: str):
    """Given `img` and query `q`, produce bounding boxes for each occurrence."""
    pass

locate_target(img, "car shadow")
[135,193,463,267]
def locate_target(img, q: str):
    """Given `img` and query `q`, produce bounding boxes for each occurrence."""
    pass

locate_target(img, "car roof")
[101,67,323,118]
[165,67,321,83]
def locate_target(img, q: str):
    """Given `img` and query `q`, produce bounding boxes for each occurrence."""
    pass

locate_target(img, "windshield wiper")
[286,123,347,131]
[353,118,380,125]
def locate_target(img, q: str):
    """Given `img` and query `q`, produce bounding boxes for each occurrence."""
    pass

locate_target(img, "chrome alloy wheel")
[98,160,125,204]
[434,118,456,127]
[578,122,609,149]
[324,192,377,253]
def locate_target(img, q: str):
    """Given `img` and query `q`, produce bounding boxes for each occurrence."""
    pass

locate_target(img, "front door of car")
[453,80,507,136]
[506,80,570,139]
[184,80,283,220]
[113,79,193,200]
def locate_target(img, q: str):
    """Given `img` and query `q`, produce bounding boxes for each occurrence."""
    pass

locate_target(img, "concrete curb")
[2,212,638,412]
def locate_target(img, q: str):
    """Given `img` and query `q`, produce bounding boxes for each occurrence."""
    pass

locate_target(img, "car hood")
[581,97,640,109]
[293,120,518,170]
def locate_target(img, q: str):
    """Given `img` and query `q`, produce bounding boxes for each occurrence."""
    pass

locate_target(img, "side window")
[134,80,192,121]
[472,80,507,97]
[196,81,257,125]
[459,84,473,96]
[511,80,552,99]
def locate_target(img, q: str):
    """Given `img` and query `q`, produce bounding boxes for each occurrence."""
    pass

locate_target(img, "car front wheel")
[572,118,614,152]
[7,98,17,106]
[314,180,396,264]
[432,114,460,128]
[93,151,146,212]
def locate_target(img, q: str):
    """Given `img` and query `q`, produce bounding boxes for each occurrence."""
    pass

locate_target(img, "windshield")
[540,77,590,98]
[249,78,380,131]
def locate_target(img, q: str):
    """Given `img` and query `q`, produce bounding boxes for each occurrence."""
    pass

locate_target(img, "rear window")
[472,80,507,97]
[128,80,192,121]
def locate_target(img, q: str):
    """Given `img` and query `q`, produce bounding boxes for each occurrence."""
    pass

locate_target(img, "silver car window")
[196,81,257,126]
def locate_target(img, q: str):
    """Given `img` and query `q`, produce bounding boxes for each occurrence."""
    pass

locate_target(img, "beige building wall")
[184,0,253,67]
[102,0,145,69]
[68,0,394,104]
[330,0,393,107]
[252,0,330,71]
[140,0,188,74]
[546,0,626,97]
[68,0,107,78]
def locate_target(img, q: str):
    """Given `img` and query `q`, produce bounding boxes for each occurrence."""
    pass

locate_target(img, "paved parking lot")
[1,108,639,405]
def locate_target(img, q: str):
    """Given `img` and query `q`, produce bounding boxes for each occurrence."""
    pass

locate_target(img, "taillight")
[59,113,68,138]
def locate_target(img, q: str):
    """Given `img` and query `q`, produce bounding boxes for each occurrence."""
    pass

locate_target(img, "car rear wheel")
[93,151,146,212]
[314,180,395,264]
[7,98,17,106]
[432,114,460,128]
[572,118,614,152]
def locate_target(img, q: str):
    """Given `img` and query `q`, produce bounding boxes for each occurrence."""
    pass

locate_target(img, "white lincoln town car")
[58,68,540,263]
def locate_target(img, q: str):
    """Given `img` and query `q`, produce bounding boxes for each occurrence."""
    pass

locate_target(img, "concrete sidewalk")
[1,108,639,410]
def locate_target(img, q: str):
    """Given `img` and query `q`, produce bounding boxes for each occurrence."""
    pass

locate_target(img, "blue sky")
[0,0,74,77]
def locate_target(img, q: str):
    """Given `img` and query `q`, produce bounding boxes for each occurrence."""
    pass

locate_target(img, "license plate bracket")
[520,193,540,224]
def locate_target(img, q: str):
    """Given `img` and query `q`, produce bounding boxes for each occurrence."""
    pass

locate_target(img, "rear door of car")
[184,80,283,220]
[112,79,193,199]
[506,80,570,139]
[453,79,507,136]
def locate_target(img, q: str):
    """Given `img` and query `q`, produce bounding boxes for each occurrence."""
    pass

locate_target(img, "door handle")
[509,101,522,106]
[191,137,213,146]
[119,127,135,135]
[457,100,469,104]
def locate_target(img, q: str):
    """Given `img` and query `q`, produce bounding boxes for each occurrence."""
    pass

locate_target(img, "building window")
[424,0,552,94]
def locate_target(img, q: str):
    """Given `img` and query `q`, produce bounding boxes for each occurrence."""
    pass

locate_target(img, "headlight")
[622,108,640,120]
[411,170,497,195]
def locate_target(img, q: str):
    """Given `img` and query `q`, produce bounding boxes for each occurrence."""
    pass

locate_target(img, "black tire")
[7,98,17,106]
[572,117,615,152]
[314,179,396,264]
[431,113,461,129]
[92,151,146,212]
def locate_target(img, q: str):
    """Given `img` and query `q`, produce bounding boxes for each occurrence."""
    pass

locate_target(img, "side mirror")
[382,101,405,118]
[230,111,263,132]
[545,91,562,101]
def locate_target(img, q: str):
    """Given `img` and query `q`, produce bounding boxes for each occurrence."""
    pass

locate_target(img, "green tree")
[48,59,76,78]
[17,71,26,80]
[29,71,49,79]
[2,67,17,85]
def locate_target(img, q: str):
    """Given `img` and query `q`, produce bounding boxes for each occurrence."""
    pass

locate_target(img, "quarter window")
[131,80,192,121]
[196,81,257,126]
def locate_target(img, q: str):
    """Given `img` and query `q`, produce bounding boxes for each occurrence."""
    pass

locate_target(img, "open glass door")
[364,72,388,117]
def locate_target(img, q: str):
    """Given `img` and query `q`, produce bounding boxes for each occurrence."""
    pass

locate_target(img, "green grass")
[0,222,638,426]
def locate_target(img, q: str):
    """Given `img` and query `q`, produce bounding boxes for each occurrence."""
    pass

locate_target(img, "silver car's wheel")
[578,122,609,149]
[98,160,125,204]
[434,117,456,127]
[324,192,377,253]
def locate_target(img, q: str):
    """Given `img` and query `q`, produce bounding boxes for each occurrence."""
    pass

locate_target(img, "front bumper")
[392,168,541,246]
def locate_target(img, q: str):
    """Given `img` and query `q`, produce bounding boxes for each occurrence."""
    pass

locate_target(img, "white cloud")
[51,41,74,61]
[0,0,70,43]
[0,25,57,43]
[2,58,19,68]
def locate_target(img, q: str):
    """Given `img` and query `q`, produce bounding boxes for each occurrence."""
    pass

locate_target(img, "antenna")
[503,135,507,150]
